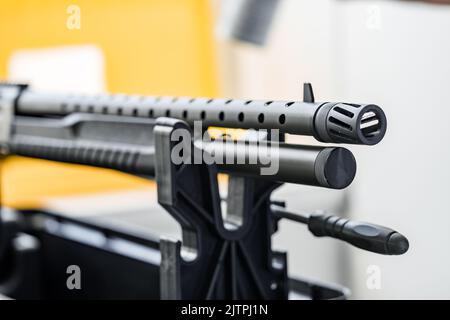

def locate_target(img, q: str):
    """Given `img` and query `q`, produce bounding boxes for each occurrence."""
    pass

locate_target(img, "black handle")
[308,213,409,255]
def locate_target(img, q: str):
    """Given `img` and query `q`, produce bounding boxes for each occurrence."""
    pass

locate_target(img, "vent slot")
[329,129,357,142]
[329,116,352,131]
[285,102,295,107]
[343,103,361,108]
[333,106,354,118]
[360,111,381,138]
[258,113,264,123]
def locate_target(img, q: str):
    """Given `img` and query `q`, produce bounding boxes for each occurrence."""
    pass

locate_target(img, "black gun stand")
[156,119,287,299]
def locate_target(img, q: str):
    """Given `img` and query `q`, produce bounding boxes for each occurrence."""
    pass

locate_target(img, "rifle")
[0,83,407,299]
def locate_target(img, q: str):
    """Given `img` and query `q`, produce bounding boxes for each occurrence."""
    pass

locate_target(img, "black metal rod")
[270,205,309,224]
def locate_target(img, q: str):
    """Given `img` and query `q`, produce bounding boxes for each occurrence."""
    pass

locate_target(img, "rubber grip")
[308,213,409,255]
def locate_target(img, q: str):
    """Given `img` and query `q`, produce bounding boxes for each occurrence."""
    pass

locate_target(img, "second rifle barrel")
[8,115,357,189]
[197,140,356,189]
[16,89,387,145]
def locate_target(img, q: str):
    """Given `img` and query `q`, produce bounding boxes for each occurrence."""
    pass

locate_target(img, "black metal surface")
[0,210,161,299]
[0,209,42,299]
[37,233,160,299]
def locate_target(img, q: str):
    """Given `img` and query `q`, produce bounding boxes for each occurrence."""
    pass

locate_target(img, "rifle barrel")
[15,89,386,145]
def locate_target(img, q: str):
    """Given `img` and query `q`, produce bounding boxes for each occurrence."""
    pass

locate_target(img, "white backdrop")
[216,0,450,299]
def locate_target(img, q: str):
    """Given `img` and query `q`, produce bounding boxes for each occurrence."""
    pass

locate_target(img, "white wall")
[216,0,450,299]
[334,0,450,299]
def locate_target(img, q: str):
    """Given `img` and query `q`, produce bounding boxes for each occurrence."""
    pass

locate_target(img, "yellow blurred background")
[0,0,218,209]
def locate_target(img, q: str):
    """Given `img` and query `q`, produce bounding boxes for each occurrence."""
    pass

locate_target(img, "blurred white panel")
[217,0,450,299]
[7,45,105,93]
[216,0,337,101]
[333,0,450,299]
